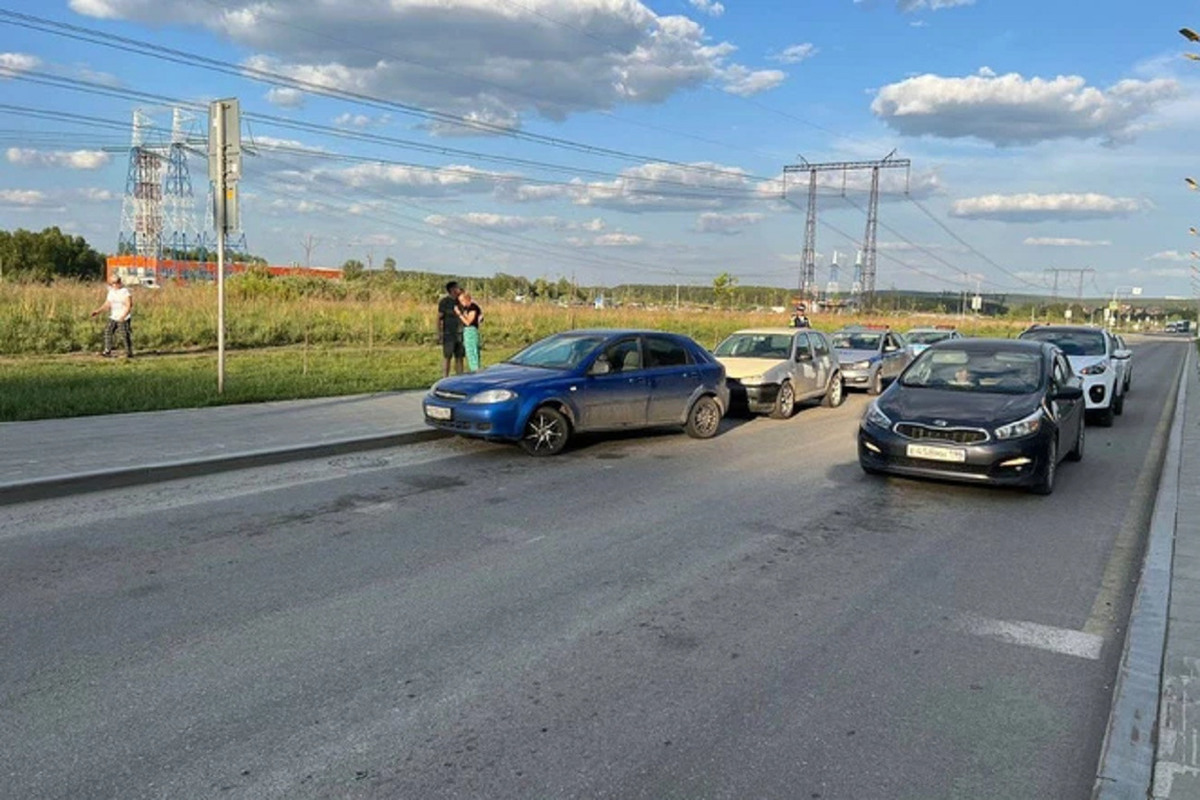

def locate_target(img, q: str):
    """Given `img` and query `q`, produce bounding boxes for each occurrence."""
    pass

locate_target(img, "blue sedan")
[423,329,730,455]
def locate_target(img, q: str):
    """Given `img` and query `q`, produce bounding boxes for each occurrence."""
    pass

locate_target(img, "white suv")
[1018,325,1128,426]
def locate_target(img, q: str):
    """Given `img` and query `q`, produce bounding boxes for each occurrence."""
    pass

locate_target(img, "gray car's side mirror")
[796,351,813,362]
[1054,385,1084,401]
[1113,349,1132,360]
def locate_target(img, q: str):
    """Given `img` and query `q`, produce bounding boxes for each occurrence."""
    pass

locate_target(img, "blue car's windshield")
[901,348,1044,394]
[506,333,608,370]
[831,332,881,351]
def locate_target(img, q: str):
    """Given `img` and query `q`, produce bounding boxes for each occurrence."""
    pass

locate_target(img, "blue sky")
[0,0,1196,298]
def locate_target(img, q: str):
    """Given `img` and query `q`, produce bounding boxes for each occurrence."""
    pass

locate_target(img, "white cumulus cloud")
[6,148,112,170]
[696,212,765,235]
[770,43,818,65]
[871,71,1180,146]
[1023,237,1112,247]
[0,52,40,76]
[70,0,788,129]
[1146,250,1193,263]
[898,0,974,10]
[688,0,724,17]
[266,87,305,108]
[949,193,1146,222]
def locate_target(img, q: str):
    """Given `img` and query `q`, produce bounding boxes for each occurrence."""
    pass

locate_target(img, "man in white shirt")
[90,274,134,358]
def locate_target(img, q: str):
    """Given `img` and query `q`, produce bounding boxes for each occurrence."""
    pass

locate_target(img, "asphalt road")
[1,338,1189,800]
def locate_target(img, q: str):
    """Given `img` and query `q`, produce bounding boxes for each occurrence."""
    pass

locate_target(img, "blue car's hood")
[879,386,1040,426]
[433,362,572,394]
[836,348,877,364]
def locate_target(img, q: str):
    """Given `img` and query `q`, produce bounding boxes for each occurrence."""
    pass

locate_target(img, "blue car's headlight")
[466,389,517,404]
[864,401,892,430]
[994,409,1043,440]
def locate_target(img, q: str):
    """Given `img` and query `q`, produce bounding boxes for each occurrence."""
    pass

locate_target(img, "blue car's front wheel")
[519,406,570,456]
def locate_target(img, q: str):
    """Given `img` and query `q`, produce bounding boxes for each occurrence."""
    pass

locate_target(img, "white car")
[713,328,845,418]
[1113,333,1133,394]
[1018,325,1129,426]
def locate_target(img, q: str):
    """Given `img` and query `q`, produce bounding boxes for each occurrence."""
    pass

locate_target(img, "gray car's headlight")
[740,374,765,384]
[864,402,892,430]
[852,360,872,370]
[994,409,1043,440]
[466,389,517,404]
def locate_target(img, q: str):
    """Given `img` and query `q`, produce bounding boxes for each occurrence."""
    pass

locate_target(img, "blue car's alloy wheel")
[686,396,722,439]
[519,407,570,456]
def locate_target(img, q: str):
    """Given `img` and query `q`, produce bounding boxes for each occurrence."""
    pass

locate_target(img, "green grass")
[0,346,470,421]
[1,280,1040,421]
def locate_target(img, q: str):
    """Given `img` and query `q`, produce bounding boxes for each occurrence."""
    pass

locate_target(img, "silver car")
[713,328,845,418]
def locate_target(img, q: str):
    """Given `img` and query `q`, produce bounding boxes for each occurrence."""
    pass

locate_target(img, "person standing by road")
[438,280,464,378]
[90,274,134,358]
[456,290,483,372]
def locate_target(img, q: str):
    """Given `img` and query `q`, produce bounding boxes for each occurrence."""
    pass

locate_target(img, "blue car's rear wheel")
[686,395,722,439]
[519,406,570,456]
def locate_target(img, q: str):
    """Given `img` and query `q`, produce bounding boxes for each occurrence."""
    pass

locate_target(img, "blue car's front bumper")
[423,395,524,440]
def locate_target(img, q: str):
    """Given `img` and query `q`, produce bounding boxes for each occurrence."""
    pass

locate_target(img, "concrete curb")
[0,428,448,506]
[1092,346,1191,799]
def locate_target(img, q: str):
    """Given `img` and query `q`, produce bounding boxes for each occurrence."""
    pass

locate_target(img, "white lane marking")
[956,612,1103,660]
[525,535,546,544]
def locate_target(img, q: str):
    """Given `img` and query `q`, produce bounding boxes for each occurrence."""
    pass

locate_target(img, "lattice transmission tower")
[117,110,164,258]
[783,153,911,309]
[117,107,246,260]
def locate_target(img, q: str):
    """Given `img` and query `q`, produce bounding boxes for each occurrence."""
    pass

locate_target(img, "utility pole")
[209,98,241,394]
[783,153,911,310]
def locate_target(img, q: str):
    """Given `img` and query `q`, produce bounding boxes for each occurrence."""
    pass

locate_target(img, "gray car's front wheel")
[769,381,796,419]
[823,373,845,408]
[868,369,884,396]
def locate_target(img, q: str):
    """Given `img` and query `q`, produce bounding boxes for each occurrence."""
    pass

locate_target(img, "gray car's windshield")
[713,333,792,359]
[907,331,953,345]
[901,349,1044,394]
[831,332,881,351]
[1020,329,1106,356]
[506,333,608,369]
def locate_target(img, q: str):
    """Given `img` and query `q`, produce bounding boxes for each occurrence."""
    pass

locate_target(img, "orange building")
[106,255,343,286]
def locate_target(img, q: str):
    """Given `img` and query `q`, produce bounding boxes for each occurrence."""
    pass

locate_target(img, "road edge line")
[0,429,449,506]
[1092,344,1190,799]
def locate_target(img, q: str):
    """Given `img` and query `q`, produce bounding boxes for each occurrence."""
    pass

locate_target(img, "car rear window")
[1019,329,1106,356]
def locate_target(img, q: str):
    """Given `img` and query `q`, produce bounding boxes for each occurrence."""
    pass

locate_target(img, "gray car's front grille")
[894,422,989,445]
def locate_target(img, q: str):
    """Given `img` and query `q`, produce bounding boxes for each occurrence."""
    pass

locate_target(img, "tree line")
[0,228,107,282]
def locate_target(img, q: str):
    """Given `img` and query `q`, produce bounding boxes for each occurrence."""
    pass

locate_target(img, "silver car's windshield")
[907,331,952,345]
[831,332,881,351]
[1020,329,1106,357]
[901,349,1044,394]
[713,334,792,359]
[506,333,608,370]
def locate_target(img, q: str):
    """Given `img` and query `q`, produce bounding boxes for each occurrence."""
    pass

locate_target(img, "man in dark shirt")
[438,281,465,377]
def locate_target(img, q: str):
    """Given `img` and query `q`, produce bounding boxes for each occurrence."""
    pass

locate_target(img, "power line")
[906,195,1042,290]
[2,76,775,202]
[0,9,776,184]
[246,150,723,281]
